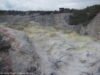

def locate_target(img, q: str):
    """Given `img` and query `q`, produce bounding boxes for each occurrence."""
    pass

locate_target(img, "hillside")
[0,5,100,38]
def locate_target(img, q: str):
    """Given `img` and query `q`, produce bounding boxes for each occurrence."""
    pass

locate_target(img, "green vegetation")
[69,5,100,25]
[0,8,80,15]
[0,10,26,15]
[0,10,60,15]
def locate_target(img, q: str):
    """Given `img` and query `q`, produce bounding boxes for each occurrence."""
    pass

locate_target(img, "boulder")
[0,26,41,75]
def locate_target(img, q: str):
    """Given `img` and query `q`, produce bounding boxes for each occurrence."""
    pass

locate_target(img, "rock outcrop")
[87,12,100,38]
[0,26,41,75]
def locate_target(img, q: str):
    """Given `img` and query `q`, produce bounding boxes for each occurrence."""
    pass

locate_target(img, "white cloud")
[0,0,100,10]
[58,0,100,9]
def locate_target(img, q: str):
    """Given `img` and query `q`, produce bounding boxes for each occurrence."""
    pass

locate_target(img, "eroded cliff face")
[87,12,100,38]
[0,13,78,30]
[0,12,100,38]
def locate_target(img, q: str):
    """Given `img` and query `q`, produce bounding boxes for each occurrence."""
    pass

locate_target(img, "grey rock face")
[0,26,41,75]
[0,15,31,23]
[32,13,70,26]
[0,13,76,30]
[87,13,100,38]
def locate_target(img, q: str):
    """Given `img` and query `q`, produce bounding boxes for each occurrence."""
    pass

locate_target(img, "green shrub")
[69,5,100,25]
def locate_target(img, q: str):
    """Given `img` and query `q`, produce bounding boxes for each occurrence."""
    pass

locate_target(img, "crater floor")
[22,24,100,75]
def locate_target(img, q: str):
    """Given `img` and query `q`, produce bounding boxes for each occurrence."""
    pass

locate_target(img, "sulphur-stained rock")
[24,25,100,75]
[0,26,41,75]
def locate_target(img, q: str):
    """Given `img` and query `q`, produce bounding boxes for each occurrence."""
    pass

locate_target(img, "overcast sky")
[0,0,100,11]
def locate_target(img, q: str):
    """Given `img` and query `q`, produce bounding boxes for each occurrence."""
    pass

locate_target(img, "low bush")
[69,5,100,25]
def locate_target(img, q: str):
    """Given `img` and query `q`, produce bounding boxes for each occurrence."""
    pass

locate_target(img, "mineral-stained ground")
[16,24,100,75]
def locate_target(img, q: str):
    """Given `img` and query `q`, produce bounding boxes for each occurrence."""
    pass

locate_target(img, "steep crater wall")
[0,12,100,38]
[0,13,76,29]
